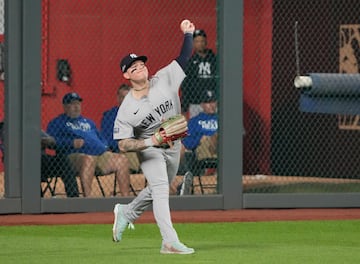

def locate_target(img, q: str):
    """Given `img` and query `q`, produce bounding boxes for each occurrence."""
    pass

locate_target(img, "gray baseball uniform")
[113,60,185,243]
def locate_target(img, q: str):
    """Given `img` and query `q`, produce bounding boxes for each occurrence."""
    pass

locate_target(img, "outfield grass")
[0,220,359,264]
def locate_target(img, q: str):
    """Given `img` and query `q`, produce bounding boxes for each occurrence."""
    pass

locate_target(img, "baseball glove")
[154,115,188,145]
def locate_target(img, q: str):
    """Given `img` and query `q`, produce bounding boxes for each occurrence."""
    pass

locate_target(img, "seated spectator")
[0,122,78,197]
[101,84,140,173]
[175,89,218,194]
[101,84,130,152]
[41,130,79,197]
[47,92,130,197]
[182,89,218,158]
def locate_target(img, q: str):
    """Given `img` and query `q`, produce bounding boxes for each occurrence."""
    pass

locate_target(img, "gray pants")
[123,141,181,244]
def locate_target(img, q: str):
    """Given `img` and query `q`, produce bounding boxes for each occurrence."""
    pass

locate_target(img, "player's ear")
[123,72,130,80]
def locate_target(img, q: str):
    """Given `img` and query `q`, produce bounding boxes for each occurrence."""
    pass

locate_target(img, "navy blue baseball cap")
[120,53,147,73]
[62,92,83,104]
[193,29,207,38]
[201,90,217,103]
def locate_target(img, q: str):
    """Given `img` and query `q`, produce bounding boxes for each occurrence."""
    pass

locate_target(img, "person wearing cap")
[181,29,217,118]
[177,89,218,194]
[112,19,195,254]
[46,92,131,197]
[182,89,218,155]
[100,84,141,172]
[101,84,131,152]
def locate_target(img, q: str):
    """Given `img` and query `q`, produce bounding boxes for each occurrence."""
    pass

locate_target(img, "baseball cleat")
[160,241,195,254]
[179,171,193,195]
[112,203,134,242]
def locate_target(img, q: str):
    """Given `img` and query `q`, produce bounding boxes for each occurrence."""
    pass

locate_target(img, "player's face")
[193,36,207,53]
[125,60,148,81]
[201,101,217,114]
[64,100,81,118]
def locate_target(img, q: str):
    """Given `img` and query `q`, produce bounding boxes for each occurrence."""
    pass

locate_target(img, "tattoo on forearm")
[119,138,147,152]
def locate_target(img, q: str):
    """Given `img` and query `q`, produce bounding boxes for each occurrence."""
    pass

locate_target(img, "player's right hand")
[180,19,195,34]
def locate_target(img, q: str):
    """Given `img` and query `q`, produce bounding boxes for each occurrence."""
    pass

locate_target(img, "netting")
[0,0,4,198]
[2,0,360,199]
[244,0,360,193]
[39,0,218,198]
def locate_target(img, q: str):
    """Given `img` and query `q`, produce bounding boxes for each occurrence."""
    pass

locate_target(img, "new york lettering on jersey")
[154,99,174,116]
[140,99,175,128]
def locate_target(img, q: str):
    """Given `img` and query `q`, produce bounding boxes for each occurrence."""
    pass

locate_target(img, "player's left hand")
[180,19,195,34]
[152,115,188,147]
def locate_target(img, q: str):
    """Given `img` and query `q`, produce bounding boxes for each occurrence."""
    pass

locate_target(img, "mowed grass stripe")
[0,220,359,264]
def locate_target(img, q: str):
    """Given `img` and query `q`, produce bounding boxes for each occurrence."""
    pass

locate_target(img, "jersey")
[47,113,109,155]
[113,60,186,141]
[182,112,218,150]
[181,49,217,111]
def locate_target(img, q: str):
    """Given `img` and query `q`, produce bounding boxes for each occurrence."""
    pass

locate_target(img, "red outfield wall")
[40,0,218,128]
[0,1,273,173]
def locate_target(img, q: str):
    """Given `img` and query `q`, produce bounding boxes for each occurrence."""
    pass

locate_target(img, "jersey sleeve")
[155,60,186,93]
[113,110,134,140]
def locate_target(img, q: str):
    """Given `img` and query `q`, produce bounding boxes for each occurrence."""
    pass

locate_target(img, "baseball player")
[112,19,195,254]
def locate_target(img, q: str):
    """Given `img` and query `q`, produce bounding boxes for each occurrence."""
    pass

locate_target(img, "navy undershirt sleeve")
[176,33,193,70]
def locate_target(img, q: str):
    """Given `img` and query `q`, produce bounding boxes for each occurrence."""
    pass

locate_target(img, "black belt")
[153,139,179,149]
[155,144,171,149]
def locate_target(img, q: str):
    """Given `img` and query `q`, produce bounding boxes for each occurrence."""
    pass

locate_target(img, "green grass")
[0,220,359,264]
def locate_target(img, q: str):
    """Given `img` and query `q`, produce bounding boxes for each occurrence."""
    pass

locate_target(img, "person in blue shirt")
[182,89,218,154]
[100,84,140,172]
[177,89,218,194]
[47,92,130,197]
[101,84,130,152]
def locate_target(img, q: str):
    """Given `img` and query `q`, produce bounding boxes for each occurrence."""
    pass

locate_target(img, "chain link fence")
[244,0,360,194]
[39,0,218,198]
[2,0,360,200]
[0,0,4,198]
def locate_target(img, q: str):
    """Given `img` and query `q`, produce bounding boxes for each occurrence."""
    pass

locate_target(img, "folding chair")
[42,165,128,198]
[111,152,146,196]
[41,153,79,197]
[194,157,218,194]
[94,169,139,197]
[41,171,57,197]
[184,150,218,194]
[42,149,143,197]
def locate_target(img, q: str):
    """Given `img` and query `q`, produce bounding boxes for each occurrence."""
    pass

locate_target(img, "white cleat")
[112,204,134,242]
[160,241,195,254]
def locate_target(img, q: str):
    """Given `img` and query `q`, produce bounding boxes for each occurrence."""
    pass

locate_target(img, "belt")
[153,139,179,149]
[155,144,171,149]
